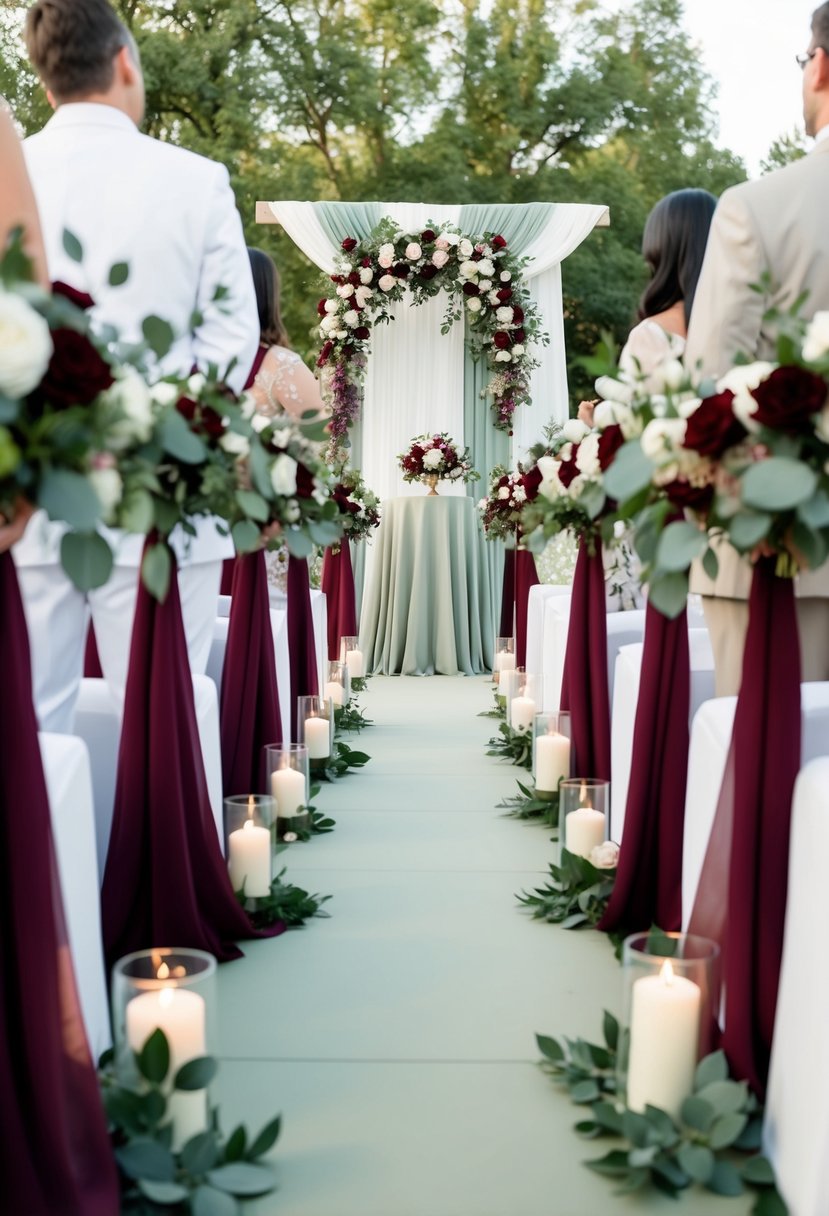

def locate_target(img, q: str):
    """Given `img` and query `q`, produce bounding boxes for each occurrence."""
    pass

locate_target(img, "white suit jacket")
[685,139,829,598]
[16,102,259,567]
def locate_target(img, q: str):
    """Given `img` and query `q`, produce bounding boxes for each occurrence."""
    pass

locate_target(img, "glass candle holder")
[340,636,365,680]
[492,636,516,684]
[618,932,722,1121]
[111,948,217,1151]
[297,694,334,773]
[561,779,609,857]
[265,743,311,837]
[510,672,542,735]
[223,795,275,899]
[500,666,524,725]
[532,711,572,801]
[324,660,348,708]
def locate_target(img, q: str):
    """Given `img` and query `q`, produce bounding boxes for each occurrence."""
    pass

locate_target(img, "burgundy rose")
[34,327,115,409]
[496,288,513,302]
[52,281,95,310]
[392,263,410,279]
[409,444,425,463]
[361,256,372,268]
[663,479,715,512]
[682,390,746,456]
[512,306,525,324]
[330,274,344,285]
[493,331,511,350]
[421,229,437,243]
[513,328,526,344]
[354,325,370,340]
[342,238,358,252]
[597,424,625,471]
[557,448,581,489]
[333,486,361,516]
[419,264,438,280]
[317,299,328,317]
[491,235,507,249]
[471,249,482,261]
[347,270,360,286]
[520,464,543,501]
[317,340,333,367]
[296,463,315,499]
[750,365,828,434]
[175,395,225,440]
[462,281,480,297]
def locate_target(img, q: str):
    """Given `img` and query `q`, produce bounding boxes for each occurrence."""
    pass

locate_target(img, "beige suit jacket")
[685,140,829,599]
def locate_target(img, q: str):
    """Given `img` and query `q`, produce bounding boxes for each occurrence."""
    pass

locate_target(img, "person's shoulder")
[719,151,828,212]
[264,344,302,369]
[135,131,227,182]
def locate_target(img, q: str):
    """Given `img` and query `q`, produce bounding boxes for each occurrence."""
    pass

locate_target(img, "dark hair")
[638,188,717,326]
[248,247,290,348]
[25,0,132,102]
[813,2,829,49]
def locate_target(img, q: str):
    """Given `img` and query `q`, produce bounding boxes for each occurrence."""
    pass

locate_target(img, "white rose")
[220,429,250,459]
[379,274,396,292]
[488,291,501,306]
[477,497,488,511]
[334,330,348,340]
[432,249,450,269]
[0,290,53,398]
[448,465,463,479]
[151,380,179,407]
[343,309,360,328]
[355,286,373,306]
[512,344,525,357]
[109,370,154,446]
[512,484,526,503]
[443,232,460,246]
[803,311,829,362]
[187,372,206,395]
[240,391,257,420]
[477,258,494,277]
[359,267,373,285]
[816,405,829,443]
[497,485,511,500]
[660,358,686,391]
[405,242,422,260]
[562,418,590,443]
[592,400,617,430]
[422,447,443,469]
[496,305,514,324]
[459,238,474,257]
[641,417,687,462]
[677,396,703,420]
[717,361,775,433]
[495,350,512,362]
[500,271,512,283]
[536,455,562,500]
[89,467,123,522]
[379,242,395,260]
[575,432,601,477]
[270,423,291,449]
[251,412,270,434]
[479,279,493,292]
[320,314,339,334]
[324,299,339,314]
[567,473,586,498]
[466,297,482,313]
[378,254,393,269]
[590,841,620,869]
[594,375,635,405]
[271,452,298,496]
[336,283,354,299]
[459,260,479,279]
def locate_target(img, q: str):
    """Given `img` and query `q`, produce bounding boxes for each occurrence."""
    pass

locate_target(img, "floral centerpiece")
[330,467,381,542]
[316,218,548,458]
[398,432,478,494]
[478,453,547,541]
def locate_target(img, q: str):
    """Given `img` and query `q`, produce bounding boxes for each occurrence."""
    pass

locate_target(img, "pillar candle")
[534,733,570,793]
[271,766,306,817]
[126,984,206,1150]
[304,715,330,760]
[345,648,364,679]
[627,961,701,1120]
[324,680,345,707]
[494,652,516,674]
[565,807,606,857]
[510,695,536,733]
[228,817,271,897]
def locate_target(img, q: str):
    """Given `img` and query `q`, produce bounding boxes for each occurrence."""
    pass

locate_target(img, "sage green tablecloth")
[361,496,491,675]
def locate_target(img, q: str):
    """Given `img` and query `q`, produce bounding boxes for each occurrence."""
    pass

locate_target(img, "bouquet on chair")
[331,467,381,542]
[398,432,478,490]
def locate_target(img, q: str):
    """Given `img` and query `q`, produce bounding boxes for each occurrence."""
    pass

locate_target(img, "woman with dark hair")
[245,247,326,420]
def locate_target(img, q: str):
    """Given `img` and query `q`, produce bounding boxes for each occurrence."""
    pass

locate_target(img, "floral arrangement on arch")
[398,432,478,485]
[316,218,548,457]
[330,467,381,542]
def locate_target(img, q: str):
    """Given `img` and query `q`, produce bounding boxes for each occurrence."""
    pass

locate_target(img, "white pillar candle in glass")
[228,817,271,897]
[271,765,306,816]
[566,806,606,857]
[345,648,364,679]
[324,680,345,707]
[304,715,330,759]
[126,978,206,1150]
[535,732,570,793]
[494,651,516,674]
[627,961,701,1119]
[510,695,535,733]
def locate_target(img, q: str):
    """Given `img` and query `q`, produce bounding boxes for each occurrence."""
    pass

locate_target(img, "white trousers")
[17,561,222,734]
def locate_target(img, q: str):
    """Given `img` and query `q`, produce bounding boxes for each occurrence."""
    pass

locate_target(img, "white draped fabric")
[264,200,608,494]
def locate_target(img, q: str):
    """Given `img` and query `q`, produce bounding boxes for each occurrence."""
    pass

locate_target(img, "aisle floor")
[216,677,752,1216]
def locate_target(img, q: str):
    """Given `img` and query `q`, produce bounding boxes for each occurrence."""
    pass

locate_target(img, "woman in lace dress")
[245,248,328,593]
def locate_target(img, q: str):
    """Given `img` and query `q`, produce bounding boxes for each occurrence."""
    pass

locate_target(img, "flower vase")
[424,473,440,496]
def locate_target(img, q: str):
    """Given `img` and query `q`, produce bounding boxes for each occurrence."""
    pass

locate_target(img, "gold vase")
[424,472,440,496]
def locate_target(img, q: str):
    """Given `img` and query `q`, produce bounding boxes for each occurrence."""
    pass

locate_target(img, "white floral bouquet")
[397,432,478,485]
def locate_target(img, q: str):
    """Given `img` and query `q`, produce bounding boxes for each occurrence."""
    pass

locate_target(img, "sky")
[673,0,813,175]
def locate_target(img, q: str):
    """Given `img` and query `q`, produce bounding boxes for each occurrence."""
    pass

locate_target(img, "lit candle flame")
[248,794,255,820]
[157,961,170,980]
[580,780,593,810]
[660,960,675,986]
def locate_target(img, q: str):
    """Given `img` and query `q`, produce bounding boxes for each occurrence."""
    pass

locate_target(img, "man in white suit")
[15,0,259,732]
[685,1,829,695]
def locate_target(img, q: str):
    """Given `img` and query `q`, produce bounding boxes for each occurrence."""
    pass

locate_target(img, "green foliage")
[497,778,560,830]
[334,696,373,734]
[321,740,371,780]
[486,721,533,769]
[241,866,331,928]
[517,846,617,931]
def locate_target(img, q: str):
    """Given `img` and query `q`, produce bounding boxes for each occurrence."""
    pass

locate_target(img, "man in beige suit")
[685,1,829,695]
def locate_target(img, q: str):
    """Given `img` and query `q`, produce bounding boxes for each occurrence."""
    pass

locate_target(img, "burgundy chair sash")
[320,538,357,662]
[559,539,611,779]
[287,555,319,737]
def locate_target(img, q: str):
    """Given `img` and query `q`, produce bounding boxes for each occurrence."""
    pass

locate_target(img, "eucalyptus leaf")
[191,1185,239,1216]
[283,528,313,559]
[709,1111,749,1150]
[797,489,829,529]
[701,545,719,582]
[569,1078,600,1104]
[752,1189,789,1216]
[655,520,708,572]
[603,440,655,503]
[108,261,130,287]
[248,440,272,497]
[205,1162,276,1196]
[223,1125,247,1162]
[231,518,261,554]
[741,1155,776,1186]
[706,1158,745,1197]
[159,409,207,464]
[39,469,103,531]
[536,1034,565,1063]
[137,1179,190,1205]
[62,228,83,263]
[791,520,827,570]
[115,1137,175,1183]
[235,488,269,523]
[138,1028,170,1084]
[694,1050,729,1089]
[586,1149,632,1178]
[645,570,689,619]
[696,1078,748,1117]
[142,315,176,360]
[680,1094,716,1134]
[60,530,114,592]
[603,1010,619,1053]
[173,1055,218,1092]
[728,510,773,551]
[741,457,818,512]
[677,1142,715,1184]
[181,1130,220,1175]
[120,488,156,535]
[141,541,171,602]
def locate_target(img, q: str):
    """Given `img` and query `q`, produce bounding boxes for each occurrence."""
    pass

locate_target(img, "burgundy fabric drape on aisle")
[514,546,540,668]
[691,560,801,1096]
[499,548,516,637]
[218,345,270,600]
[558,539,611,779]
[220,551,282,796]
[101,540,284,970]
[321,538,357,661]
[0,552,120,1215]
[287,554,319,737]
[83,620,104,677]
[599,603,690,935]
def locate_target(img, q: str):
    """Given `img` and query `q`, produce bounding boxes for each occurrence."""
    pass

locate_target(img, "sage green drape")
[458,203,557,663]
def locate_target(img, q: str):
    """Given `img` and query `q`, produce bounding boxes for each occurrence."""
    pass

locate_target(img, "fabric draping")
[321,537,358,661]
[0,551,120,1216]
[514,548,540,669]
[499,549,516,636]
[558,540,612,779]
[287,555,320,737]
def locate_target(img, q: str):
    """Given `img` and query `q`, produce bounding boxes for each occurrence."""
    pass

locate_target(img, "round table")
[360,495,490,675]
